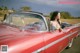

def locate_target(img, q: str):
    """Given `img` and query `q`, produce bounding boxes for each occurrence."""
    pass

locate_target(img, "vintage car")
[0,12,80,53]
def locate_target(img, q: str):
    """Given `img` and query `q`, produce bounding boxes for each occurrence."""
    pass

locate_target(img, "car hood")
[0,25,43,44]
[0,24,45,53]
[0,30,44,53]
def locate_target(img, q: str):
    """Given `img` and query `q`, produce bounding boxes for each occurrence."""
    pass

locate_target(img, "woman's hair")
[50,11,59,21]
[50,11,61,25]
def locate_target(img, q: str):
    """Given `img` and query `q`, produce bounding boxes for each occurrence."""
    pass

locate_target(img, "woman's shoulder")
[50,21,57,25]
[50,20,61,30]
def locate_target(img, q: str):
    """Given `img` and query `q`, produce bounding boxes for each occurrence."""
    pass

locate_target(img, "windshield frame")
[4,12,48,32]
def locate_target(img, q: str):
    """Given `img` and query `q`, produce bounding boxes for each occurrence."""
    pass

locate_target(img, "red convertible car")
[0,12,80,53]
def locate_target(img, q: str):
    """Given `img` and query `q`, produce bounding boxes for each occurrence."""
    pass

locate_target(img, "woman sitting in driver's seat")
[50,11,62,30]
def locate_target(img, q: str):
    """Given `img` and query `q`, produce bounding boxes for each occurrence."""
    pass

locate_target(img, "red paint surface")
[0,22,80,53]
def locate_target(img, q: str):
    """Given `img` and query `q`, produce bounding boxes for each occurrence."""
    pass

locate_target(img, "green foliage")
[4,6,8,10]
[50,12,53,18]
[0,6,8,10]
[75,17,80,19]
[60,12,72,19]
[0,6,15,17]
[21,6,31,11]
[0,7,3,10]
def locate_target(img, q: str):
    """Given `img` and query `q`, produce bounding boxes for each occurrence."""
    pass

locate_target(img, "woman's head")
[50,11,60,21]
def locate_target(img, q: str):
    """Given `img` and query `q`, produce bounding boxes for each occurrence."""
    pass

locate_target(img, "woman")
[50,11,62,30]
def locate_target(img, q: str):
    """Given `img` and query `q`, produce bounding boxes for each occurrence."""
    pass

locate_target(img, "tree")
[0,7,3,10]
[21,6,31,11]
[0,6,8,17]
[60,12,72,19]
[4,6,8,10]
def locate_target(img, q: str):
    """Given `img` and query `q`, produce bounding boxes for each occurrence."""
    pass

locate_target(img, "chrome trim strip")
[32,31,78,53]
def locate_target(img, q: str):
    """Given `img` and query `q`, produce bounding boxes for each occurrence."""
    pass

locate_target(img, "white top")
[51,21,61,30]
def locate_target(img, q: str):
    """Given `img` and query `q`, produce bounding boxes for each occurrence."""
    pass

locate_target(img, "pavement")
[62,36,80,53]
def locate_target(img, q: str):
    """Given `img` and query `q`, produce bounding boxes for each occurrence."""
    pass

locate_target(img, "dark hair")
[50,11,61,25]
[50,11,59,21]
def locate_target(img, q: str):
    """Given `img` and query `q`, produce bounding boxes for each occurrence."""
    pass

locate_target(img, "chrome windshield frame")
[4,12,49,32]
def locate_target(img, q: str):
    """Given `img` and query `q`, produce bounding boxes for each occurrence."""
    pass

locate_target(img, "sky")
[0,0,80,17]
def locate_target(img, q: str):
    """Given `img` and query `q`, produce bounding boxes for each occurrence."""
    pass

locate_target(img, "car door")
[41,20,70,53]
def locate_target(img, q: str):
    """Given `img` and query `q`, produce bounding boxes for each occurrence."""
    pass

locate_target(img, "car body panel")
[0,12,80,53]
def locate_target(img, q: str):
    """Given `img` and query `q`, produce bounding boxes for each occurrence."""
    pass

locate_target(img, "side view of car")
[0,11,80,53]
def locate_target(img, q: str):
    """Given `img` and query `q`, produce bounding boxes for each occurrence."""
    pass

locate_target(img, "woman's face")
[56,13,60,19]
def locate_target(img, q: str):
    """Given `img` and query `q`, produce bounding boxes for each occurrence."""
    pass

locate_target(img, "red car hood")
[0,31,45,53]
[0,31,38,44]
[0,24,45,53]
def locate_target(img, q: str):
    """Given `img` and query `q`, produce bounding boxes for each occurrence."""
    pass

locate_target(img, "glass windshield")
[5,13,47,31]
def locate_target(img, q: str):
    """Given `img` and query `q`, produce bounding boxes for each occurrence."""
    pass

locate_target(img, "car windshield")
[4,13,47,31]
